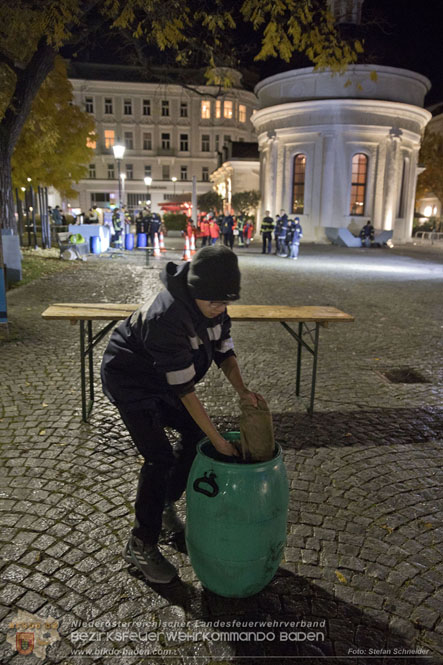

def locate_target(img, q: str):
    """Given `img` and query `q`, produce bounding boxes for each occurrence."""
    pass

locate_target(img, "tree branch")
[0,38,57,153]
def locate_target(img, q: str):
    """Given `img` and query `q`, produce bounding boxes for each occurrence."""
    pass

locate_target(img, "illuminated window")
[292,154,306,214]
[201,135,210,152]
[88,164,96,179]
[215,100,221,118]
[104,98,113,114]
[124,99,132,115]
[239,104,246,123]
[86,133,96,149]
[104,129,115,149]
[224,100,233,119]
[85,98,94,113]
[201,100,211,119]
[143,99,151,116]
[143,132,152,150]
[124,132,133,150]
[349,153,368,215]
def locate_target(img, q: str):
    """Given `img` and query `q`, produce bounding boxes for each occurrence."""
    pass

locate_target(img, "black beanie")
[187,245,241,301]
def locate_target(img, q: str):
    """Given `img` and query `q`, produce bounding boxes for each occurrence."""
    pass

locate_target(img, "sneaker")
[123,536,177,583]
[162,502,185,533]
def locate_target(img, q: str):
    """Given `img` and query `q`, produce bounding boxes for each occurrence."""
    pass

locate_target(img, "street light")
[171,176,177,197]
[144,175,152,207]
[112,140,126,207]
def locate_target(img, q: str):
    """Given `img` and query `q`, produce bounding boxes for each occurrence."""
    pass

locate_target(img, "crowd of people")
[182,209,304,259]
[185,213,255,251]
[51,203,308,258]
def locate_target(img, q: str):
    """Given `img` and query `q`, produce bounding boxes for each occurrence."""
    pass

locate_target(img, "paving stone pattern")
[0,244,442,665]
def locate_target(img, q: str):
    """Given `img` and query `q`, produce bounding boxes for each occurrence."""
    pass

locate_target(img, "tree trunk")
[0,40,57,232]
[0,146,15,233]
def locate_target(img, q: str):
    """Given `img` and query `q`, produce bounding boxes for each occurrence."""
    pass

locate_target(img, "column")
[319,131,337,228]
[381,128,402,233]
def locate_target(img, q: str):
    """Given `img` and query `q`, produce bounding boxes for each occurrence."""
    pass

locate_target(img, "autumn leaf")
[335,570,347,584]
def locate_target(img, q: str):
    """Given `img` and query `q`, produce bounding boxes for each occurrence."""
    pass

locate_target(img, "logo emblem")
[16,633,34,655]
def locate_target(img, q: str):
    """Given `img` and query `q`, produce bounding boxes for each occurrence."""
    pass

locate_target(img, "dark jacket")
[261,216,274,234]
[277,215,289,239]
[101,262,235,410]
[287,221,303,244]
[222,216,235,234]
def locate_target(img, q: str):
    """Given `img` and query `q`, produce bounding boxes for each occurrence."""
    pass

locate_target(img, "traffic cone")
[190,234,196,256]
[153,233,161,258]
[159,231,167,252]
[182,236,191,261]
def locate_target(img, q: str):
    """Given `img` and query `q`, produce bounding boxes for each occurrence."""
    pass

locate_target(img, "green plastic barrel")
[186,432,289,598]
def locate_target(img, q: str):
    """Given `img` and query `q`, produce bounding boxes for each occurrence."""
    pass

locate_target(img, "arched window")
[350,153,368,215]
[292,154,306,214]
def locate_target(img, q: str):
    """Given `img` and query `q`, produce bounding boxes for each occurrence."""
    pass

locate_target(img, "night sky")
[67,0,443,108]
[359,0,443,106]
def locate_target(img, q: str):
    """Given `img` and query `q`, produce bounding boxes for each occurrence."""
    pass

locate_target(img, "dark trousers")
[223,232,234,250]
[117,400,204,545]
[262,232,272,253]
[201,235,209,247]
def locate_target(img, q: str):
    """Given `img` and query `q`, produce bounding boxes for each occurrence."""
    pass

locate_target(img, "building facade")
[68,64,257,215]
[210,142,260,215]
[252,66,432,243]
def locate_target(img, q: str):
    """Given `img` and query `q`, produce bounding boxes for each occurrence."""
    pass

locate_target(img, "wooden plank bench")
[41,303,354,421]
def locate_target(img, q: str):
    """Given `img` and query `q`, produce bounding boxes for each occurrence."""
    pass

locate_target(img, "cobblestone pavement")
[0,241,442,665]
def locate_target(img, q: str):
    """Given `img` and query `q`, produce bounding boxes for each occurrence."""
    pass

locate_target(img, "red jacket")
[209,221,219,239]
[245,223,254,239]
[200,220,210,237]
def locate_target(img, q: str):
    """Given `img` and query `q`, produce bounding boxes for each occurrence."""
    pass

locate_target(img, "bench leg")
[80,321,87,422]
[296,321,303,396]
[88,320,94,410]
[308,324,320,416]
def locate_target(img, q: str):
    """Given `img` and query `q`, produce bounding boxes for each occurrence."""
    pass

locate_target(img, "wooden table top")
[42,303,354,324]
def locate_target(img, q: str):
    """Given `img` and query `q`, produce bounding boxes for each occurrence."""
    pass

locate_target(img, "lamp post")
[112,140,126,207]
[171,176,177,198]
[144,175,152,207]
[120,173,126,207]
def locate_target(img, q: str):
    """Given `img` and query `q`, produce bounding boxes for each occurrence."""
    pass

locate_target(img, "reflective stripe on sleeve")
[188,335,201,350]
[217,337,234,353]
[166,364,196,385]
[207,324,222,341]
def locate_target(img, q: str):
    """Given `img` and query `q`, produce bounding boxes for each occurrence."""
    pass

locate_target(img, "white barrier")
[413,231,443,245]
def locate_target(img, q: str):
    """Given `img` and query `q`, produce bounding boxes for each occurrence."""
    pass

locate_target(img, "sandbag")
[237,396,275,462]
[61,248,77,261]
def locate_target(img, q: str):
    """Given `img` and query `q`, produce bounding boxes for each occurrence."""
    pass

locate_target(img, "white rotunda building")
[252,65,432,243]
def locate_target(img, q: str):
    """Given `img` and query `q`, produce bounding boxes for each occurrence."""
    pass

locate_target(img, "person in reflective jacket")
[101,245,261,584]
